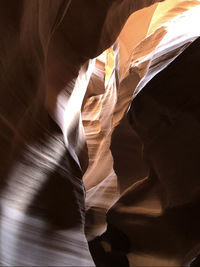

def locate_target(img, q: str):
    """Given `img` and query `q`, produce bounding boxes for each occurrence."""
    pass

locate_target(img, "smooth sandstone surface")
[0,0,200,266]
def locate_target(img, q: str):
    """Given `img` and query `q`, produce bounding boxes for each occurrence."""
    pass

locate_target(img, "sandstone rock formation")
[0,0,200,266]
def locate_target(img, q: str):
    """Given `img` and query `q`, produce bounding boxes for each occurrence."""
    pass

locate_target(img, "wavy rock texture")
[0,0,200,266]
[83,1,200,266]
